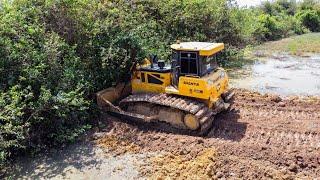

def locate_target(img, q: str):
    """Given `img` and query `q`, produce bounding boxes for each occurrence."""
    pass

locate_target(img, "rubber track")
[119,93,217,126]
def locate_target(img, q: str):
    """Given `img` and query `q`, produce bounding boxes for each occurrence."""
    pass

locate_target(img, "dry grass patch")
[255,33,320,55]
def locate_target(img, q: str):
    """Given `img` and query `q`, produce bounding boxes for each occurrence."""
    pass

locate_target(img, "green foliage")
[296,9,320,32]
[299,0,320,10]
[0,0,320,168]
[0,0,92,166]
[0,0,249,167]
[251,0,319,42]
[261,0,295,16]
[254,14,284,41]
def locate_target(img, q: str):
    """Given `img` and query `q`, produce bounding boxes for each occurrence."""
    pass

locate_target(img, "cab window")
[201,55,218,75]
[180,52,198,75]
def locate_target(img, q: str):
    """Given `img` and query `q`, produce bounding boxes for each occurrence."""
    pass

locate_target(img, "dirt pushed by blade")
[140,148,217,179]
[97,88,320,179]
[95,134,141,156]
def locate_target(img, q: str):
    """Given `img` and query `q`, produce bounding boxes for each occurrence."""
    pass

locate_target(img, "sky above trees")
[236,0,303,7]
[236,0,263,7]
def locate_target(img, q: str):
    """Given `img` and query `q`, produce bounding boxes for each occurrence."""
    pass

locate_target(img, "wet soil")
[8,140,146,180]
[97,89,320,179]
[9,89,320,179]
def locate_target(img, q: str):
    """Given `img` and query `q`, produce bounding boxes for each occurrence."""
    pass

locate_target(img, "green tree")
[296,9,320,32]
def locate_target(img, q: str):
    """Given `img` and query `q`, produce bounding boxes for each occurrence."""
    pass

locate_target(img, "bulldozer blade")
[96,83,130,114]
[96,83,131,106]
[96,83,158,123]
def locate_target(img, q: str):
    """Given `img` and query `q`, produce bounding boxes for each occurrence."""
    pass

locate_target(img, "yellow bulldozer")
[97,42,234,135]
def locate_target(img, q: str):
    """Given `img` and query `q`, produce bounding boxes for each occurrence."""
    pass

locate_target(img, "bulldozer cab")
[97,41,231,134]
[170,42,224,86]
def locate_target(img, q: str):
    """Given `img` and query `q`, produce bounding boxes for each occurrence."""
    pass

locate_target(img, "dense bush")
[296,9,320,32]
[0,1,93,166]
[0,0,251,166]
[1,0,320,167]
[254,14,284,41]
[255,0,319,41]
[260,0,295,16]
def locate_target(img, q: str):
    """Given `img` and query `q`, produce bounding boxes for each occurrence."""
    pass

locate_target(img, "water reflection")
[230,53,320,96]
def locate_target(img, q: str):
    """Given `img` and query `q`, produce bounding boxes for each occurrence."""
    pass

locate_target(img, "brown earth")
[140,148,217,179]
[96,89,320,179]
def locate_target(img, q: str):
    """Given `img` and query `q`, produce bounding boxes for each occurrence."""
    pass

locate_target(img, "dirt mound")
[95,134,140,155]
[140,148,216,179]
[95,89,320,178]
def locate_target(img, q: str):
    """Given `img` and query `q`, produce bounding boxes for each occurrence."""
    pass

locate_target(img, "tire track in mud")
[100,89,320,178]
[209,127,320,150]
[239,108,320,121]
[202,89,320,178]
[211,89,320,150]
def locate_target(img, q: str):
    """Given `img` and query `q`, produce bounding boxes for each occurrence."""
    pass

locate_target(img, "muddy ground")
[9,89,320,179]
[95,89,320,179]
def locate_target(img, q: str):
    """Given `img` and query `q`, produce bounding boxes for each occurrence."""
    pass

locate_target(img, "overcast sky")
[236,0,303,7]
[236,0,264,7]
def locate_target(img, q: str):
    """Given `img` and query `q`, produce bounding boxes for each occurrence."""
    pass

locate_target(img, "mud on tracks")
[96,89,320,179]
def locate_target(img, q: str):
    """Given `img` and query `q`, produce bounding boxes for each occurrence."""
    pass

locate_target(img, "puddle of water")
[230,53,320,96]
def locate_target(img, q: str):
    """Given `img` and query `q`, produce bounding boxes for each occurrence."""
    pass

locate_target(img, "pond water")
[230,53,320,96]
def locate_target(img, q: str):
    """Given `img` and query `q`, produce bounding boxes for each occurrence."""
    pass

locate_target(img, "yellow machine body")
[97,42,232,134]
[131,70,171,94]
[131,42,229,107]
